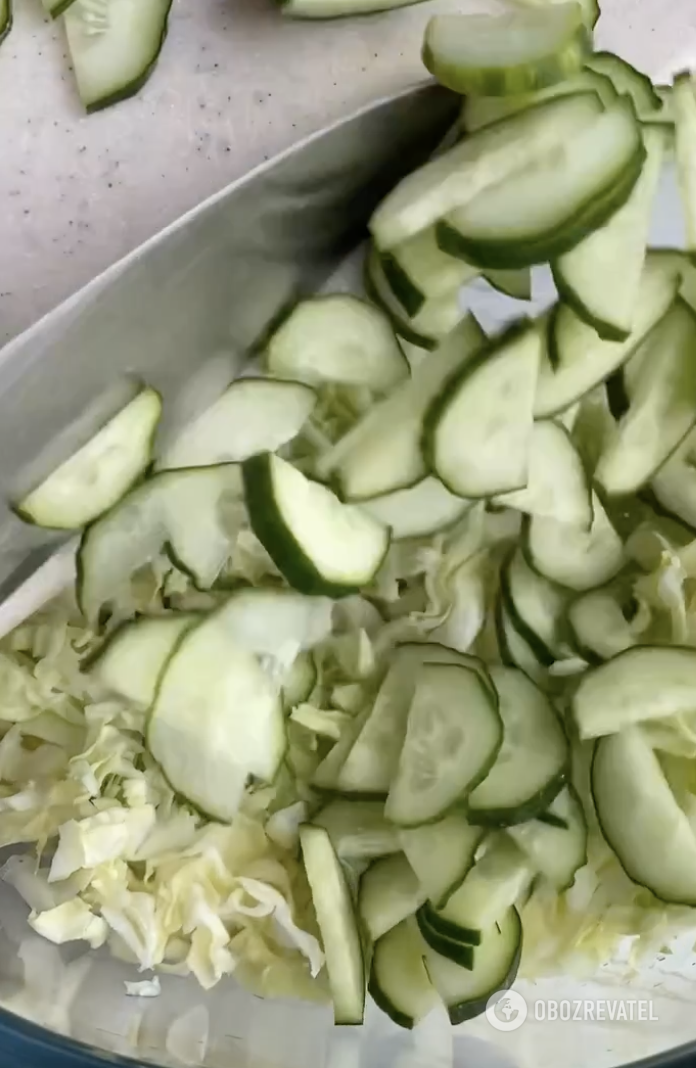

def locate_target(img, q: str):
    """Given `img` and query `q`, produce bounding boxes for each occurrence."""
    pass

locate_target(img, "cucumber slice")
[585,52,662,119]
[370,92,603,250]
[369,919,438,1030]
[312,800,401,860]
[64,0,172,113]
[492,421,592,529]
[468,666,568,825]
[299,825,365,1025]
[317,315,486,501]
[87,613,197,707]
[311,706,372,791]
[359,853,426,942]
[438,98,645,270]
[553,125,666,340]
[337,644,495,797]
[567,580,641,662]
[495,599,549,690]
[429,837,532,933]
[671,74,696,254]
[158,379,316,470]
[0,0,10,40]
[267,297,407,393]
[416,908,475,969]
[378,230,479,318]
[147,612,284,820]
[592,728,696,905]
[595,301,696,496]
[483,269,532,301]
[243,453,389,597]
[77,464,244,624]
[385,664,502,827]
[200,586,333,659]
[573,646,696,739]
[460,70,615,134]
[508,785,588,890]
[400,813,483,910]
[422,6,590,97]
[524,489,624,591]
[282,651,317,710]
[423,321,542,498]
[16,388,161,530]
[423,907,522,1025]
[365,249,465,350]
[501,550,569,665]
[651,427,696,531]
[360,478,471,540]
[535,251,685,415]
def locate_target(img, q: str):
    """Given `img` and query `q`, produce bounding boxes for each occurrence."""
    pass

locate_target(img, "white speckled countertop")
[1,0,695,345]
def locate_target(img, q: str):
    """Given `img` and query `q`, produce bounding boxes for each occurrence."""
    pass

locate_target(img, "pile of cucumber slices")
[11,0,696,1033]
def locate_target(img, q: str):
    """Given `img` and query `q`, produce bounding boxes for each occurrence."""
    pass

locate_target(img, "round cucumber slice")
[422,6,590,98]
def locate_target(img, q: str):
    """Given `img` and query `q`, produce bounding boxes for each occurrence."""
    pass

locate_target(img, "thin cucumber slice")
[508,785,588,890]
[282,651,317,710]
[592,728,696,905]
[423,6,590,97]
[495,599,549,690]
[416,908,475,969]
[267,296,407,393]
[379,230,479,318]
[369,919,438,1030]
[553,125,666,340]
[573,646,696,739]
[429,837,532,933]
[360,478,472,540]
[460,70,615,133]
[423,321,541,498]
[438,97,645,269]
[0,0,10,40]
[501,550,569,665]
[337,644,495,797]
[567,580,641,662]
[400,813,483,910]
[299,826,365,1025]
[147,612,284,820]
[243,453,389,597]
[670,74,696,254]
[525,489,624,591]
[64,0,173,113]
[370,92,603,250]
[467,666,568,825]
[87,613,197,707]
[312,800,401,860]
[359,853,426,942]
[158,378,316,470]
[317,315,486,501]
[201,586,333,658]
[483,269,532,301]
[596,300,696,496]
[77,464,244,624]
[423,907,522,1025]
[385,664,502,827]
[651,427,696,531]
[493,421,592,529]
[16,388,161,530]
[585,52,662,119]
[536,251,685,415]
[365,249,465,350]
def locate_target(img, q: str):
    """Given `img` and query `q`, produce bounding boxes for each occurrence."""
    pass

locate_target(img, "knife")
[0,82,458,626]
